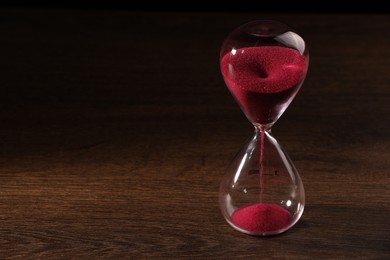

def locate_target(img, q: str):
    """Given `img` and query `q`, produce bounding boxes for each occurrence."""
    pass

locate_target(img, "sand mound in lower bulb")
[231,203,291,234]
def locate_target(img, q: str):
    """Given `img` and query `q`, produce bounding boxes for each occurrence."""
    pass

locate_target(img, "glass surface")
[219,20,309,236]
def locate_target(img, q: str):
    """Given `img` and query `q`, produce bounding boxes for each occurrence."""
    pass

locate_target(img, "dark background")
[1,0,389,13]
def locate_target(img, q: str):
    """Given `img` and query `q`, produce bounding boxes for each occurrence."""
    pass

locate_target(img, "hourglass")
[219,20,309,236]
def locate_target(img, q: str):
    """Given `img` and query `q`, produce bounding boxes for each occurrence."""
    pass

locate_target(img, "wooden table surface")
[0,8,389,259]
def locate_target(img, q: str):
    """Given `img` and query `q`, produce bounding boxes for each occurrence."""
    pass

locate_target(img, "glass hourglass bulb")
[219,20,309,236]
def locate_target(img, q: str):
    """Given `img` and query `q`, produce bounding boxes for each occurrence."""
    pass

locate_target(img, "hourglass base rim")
[222,203,305,237]
[225,219,296,236]
[225,219,302,237]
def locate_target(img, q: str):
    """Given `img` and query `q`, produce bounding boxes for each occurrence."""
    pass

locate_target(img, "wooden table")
[0,9,389,259]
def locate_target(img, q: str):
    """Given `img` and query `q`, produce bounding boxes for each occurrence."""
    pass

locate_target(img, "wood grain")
[0,9,389,259]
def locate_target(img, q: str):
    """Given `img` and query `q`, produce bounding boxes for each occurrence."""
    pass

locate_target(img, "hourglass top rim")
[220,19,309,59]
[242,20,294,37]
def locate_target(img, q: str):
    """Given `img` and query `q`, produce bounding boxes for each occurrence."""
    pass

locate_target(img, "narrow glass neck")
[254,124,272,133]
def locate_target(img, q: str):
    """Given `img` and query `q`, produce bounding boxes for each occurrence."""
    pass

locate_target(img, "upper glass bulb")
[220,20,309,129]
